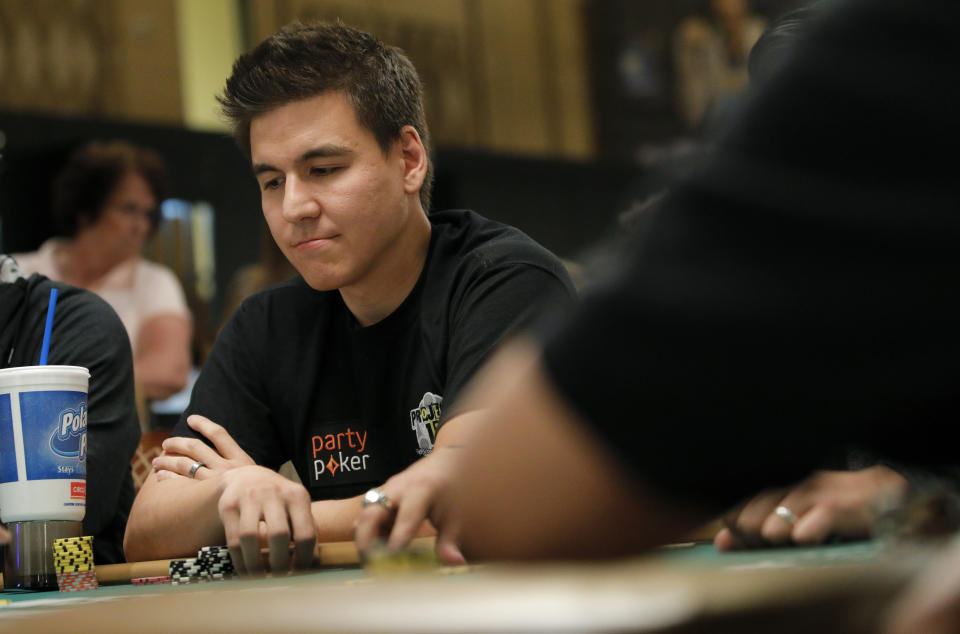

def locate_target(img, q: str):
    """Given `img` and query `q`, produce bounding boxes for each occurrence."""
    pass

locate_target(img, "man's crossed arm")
[123,414,463,571]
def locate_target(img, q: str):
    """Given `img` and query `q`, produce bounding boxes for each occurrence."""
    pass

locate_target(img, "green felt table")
[0,540,929,633]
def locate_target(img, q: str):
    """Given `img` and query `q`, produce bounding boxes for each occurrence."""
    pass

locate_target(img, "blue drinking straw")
[38,288,58,365]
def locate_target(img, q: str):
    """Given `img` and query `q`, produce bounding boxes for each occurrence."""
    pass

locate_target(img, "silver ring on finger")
[188,460,207,478]
[774,505,798,526]
[362,487,394,512]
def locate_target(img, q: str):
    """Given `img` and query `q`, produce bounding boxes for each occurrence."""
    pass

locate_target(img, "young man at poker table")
[354,0,960,572]
[122,23,574,573]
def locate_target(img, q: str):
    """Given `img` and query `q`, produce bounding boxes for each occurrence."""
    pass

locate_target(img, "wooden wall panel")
[244,0,596,159]
[0,0,182,124]
[548,0,596,159]
[104,0,182,124]
[474,0,549,155]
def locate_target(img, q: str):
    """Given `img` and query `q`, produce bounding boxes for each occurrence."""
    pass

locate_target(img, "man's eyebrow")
[252,145,354,176]
[252,162,279,176]
[301,144,354,161]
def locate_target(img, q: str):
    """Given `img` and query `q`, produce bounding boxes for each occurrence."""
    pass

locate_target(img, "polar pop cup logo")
[50,404,88,459]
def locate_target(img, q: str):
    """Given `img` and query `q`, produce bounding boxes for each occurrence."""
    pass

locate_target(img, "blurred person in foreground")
[355,0,960,573]
[123,22,574,572]
[15,141,192,402]
[709,1,960,553]
[1,254,140,563]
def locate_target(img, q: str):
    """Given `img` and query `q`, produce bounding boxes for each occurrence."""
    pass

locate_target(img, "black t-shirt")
[175,210,574,499]
[0,273,140,564]
[542,0,960,511]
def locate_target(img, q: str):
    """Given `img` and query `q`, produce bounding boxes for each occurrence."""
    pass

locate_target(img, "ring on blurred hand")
[188,461,206,478]
[774,505,798,526]
[362,487,394,512]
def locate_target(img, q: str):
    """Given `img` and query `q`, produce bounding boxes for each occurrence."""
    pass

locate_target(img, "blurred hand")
[153,415,255,481]
[216,465,315,574]
[884,537,960,634]
[354,446,465,566]
[0,524,9,544]
[715,466,910,550]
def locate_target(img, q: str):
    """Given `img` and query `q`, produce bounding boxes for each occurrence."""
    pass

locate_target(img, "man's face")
[250,91,412,292]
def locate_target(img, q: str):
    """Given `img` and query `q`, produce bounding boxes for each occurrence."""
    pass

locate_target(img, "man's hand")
[153,415,255,481]
[0,524,9,544]
[715,466,910,550]
[354,446,465,565]
[216,465,316,574]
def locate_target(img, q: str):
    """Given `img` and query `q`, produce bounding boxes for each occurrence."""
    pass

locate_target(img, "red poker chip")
[56,570,99,592]
[132,576,172,585]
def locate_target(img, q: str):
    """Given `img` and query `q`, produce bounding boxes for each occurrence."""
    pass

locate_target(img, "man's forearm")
[123,472,226,561]
[312,496,364,542]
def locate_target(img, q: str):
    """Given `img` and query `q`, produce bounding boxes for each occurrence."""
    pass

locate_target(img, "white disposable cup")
[0,365,89,523]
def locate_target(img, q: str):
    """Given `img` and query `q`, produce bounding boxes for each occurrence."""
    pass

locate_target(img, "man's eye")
[262,177,282,191]
[310,166,338,176]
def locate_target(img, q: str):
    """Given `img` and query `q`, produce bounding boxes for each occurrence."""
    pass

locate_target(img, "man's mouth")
[293,235,339,250]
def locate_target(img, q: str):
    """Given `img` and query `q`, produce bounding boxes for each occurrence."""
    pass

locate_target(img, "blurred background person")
[14,140,192,404]
[673,0,767,132]
[218,229,296,331]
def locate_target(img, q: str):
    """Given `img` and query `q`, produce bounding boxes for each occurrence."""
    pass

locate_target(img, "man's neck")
[339,210,432,327]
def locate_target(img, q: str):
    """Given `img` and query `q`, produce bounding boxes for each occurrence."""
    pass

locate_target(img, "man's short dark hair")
[53,140,167,238]
[218,22,434,213]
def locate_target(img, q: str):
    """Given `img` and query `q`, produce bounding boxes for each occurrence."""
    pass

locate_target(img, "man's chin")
[298,270,348,292]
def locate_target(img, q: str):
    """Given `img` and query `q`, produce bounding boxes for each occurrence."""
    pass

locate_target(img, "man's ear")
[398,125,427,197]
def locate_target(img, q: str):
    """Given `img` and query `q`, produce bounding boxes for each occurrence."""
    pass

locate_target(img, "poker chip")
[169,557,202,584]
[56,569,99,592]
[131,576,171,585]
[196,545,236,581]
[54,536,97,590]
[167,546,236,586]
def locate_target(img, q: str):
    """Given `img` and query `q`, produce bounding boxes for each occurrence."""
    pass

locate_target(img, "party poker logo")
[50,404,88,460]
[311,427,371,481]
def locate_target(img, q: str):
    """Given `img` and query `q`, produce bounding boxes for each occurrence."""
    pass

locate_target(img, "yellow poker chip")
[54,546,94,554]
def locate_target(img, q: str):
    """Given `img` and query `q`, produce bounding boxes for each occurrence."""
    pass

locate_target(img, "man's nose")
[281,174,321,223]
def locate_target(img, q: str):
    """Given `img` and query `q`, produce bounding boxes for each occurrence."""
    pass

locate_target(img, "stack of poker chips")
[54,536,99,592]
[169,557,203,585]
[197,545,235,581]
[169,545,236,585]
